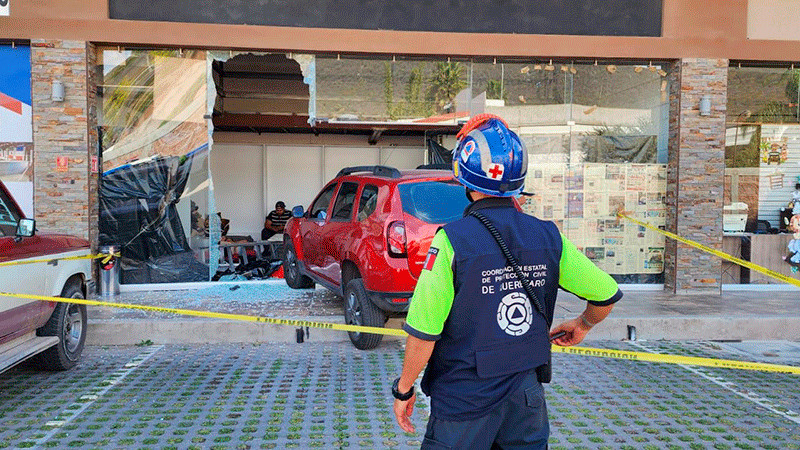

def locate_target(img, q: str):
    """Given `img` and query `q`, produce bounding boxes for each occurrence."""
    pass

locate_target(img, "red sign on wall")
[56,155,68,172]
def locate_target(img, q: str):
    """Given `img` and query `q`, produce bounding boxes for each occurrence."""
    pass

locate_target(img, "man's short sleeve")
[403,229,455,341]
[558,233,623,305]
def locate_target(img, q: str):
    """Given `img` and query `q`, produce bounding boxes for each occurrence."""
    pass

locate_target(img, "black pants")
[422,372,548,449]
[261,228,277,241]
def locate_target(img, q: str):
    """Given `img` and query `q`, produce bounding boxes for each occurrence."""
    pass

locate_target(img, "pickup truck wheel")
[283,240,315,289]
[33,282,87,371]
[344,279,385,350]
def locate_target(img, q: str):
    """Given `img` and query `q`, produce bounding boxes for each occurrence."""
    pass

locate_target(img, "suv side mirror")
[16,218,35,237]
[291,205,305,218]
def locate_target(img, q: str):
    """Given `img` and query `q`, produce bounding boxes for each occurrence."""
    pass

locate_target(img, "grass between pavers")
[0,341,798,449]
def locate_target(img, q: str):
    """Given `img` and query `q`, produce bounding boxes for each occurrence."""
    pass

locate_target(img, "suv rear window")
[398,181,469,224]
[357,184,379,221]
[331,182,359,221]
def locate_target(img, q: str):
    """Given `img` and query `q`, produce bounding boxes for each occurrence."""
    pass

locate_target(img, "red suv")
[283,165,469,349]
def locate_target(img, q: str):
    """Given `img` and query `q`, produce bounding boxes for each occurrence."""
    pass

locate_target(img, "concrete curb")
[87,316,800,345]
[589,317,800,341]
[87,317,406,345]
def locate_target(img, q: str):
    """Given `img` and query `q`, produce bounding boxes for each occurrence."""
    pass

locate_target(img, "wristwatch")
[392,377,415,401]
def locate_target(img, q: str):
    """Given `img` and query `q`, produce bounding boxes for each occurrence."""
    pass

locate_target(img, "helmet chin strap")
[465,188,495,202]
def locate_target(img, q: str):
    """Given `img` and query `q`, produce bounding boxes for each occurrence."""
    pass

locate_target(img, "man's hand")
[393,393,417,433]
[391,335,435,434]
[549,317,591,346]
[550,304,614,347]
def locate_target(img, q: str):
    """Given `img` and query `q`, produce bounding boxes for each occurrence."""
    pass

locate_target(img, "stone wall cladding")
[31,40,90,240]
[665,60,681,291]
[666,58,728,293]
[87,43,99,251]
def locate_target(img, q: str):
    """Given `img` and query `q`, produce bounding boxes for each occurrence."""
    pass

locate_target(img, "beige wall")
[747,0,800,41]
[2,0,800,61]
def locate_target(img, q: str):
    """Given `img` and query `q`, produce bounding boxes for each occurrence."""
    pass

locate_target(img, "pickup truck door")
[0,235,51,341]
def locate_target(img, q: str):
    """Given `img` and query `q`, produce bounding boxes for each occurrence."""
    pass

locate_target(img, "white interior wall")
[380,147,426,171]
[266,145,323,215]
[210,138,426,239]
[323,147,381,184]
[211,144,264,238]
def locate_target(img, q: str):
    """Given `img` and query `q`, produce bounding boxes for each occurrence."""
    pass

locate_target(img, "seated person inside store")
[262,201,291,240]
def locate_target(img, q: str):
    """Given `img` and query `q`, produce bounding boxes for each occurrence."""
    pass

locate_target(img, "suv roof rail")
[336,165,402,179]
[415,163,452,170]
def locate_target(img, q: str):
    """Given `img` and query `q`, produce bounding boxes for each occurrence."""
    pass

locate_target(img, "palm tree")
[429,62,466,111]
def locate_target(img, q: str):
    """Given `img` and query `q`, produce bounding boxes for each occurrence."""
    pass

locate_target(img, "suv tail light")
[387,221,407,257]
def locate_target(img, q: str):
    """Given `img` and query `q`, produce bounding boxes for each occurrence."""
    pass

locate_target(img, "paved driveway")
[1,340,798,449]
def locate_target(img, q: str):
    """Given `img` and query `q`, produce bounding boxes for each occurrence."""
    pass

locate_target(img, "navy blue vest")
[423,198,562,420]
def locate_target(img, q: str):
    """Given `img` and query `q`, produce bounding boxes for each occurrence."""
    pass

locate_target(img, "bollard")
[99,245,120,297]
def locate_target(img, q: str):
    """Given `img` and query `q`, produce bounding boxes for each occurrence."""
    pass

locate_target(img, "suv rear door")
[397,178,469,278]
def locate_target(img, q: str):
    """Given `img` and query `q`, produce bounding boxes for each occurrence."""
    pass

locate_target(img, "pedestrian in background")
[391,114,622,449]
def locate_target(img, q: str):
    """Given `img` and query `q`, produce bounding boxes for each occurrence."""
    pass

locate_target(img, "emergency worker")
[391,114,622,449]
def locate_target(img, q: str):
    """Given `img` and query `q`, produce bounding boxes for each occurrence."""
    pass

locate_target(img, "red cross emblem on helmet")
[487,163,504,180]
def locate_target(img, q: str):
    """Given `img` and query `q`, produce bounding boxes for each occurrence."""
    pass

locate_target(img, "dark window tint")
[0,188,21,237]
[331,182,359,221]
[398,181,469,224]
[310,183,337,220]
[357,184,379,221]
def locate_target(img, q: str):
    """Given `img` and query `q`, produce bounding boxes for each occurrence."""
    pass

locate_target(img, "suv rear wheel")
[344,279,385,350]
[283,239,315,289]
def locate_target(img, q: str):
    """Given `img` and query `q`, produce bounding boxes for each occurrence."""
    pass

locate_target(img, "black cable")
[469,211,551,327]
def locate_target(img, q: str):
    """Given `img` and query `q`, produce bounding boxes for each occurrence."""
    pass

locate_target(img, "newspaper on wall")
[525,162,667,274]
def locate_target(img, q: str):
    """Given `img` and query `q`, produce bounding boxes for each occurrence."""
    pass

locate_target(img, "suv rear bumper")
[366,289,412,313]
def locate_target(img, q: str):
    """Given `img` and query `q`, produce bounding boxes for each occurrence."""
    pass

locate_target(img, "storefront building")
[2,1,800,292]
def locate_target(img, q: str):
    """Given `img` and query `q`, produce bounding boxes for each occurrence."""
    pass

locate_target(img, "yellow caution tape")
[619,213,800,289]
[551,344,800,374]
[0,252,120,267]
[2,290,798,374]
[0,291,407,337]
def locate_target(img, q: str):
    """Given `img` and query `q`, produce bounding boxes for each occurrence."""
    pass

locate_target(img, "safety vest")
[422,197,562,421]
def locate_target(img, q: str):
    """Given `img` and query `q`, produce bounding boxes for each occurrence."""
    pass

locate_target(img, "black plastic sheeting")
[99,153,208,284]
[582,135,657,164]
[427,138,453,165]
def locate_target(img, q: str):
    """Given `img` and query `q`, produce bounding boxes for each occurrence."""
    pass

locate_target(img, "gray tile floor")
[1,340,798,449]
[90,281,800,323]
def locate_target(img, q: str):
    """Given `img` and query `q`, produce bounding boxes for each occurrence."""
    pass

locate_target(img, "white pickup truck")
[0,181,93,374]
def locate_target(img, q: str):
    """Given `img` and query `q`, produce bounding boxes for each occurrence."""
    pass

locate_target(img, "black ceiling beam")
[212,70,305,81]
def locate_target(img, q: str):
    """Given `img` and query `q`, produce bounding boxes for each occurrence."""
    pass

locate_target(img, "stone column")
[664,58,728,293]
[86,43,100,251]
[31,40,92,240]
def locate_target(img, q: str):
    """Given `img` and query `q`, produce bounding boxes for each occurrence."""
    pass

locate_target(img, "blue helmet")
[452,114,527,197]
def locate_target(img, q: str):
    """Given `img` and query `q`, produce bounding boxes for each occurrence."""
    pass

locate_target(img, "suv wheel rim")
[64,302,83,354]
[286,247,298,280]
[346,291,362,337]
